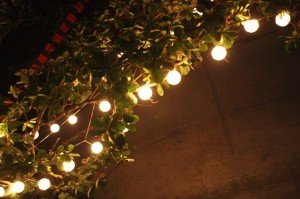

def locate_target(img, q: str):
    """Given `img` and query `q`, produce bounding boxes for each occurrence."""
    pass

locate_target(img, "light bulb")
[123,128,129,133]
[166,70,182,85]
[138,85,152,100]
[11,181,25,193]
[275,11,291,27]
[50,123,60,133]
[242,19,259,33]
[91,142,104,154]
[30,131,39,140]
[0,186,5,197]
[211,46,227,61]
[68,115,78,125]
[99,100,111,112]
[63,160,75,172]
[117,52,124,58]
[38,178,51,191]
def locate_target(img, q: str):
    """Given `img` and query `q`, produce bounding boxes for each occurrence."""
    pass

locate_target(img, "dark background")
[96,25,300,198]
[1,1,300,198]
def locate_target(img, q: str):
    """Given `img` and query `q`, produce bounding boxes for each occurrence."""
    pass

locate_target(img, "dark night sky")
[0,0,87,94]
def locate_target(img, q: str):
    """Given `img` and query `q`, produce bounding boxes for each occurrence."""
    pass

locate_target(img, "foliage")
[0,0,299,198]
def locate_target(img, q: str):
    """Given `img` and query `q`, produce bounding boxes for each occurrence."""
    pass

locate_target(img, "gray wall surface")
[96,26,300,199]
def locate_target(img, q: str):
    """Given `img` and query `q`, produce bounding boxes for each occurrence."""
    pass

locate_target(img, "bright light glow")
[166,70,182,85]
[99,100,111,112]
[38,178,51,191]
[68,115,78,125]
[31,131,39,140]
[50,123,60,133]
[242,19,259,33]
[123,128,129,133]
[138,85,152,100]
[117,52,124,58]
[0,186,5,197]
[211,46,227,61]
[91,142,104,154]
[11,181,25,193]
[275,11,291,27]
[63,160,75,172]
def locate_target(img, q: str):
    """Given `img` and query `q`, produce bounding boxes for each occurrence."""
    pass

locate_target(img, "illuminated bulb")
[117,52,124,58]
[211,46,227,61]
[34,131,39,140]
[50,123,60,133]
[242,19,259,33]
[11,181,25,193]
[63,160,75,172]
[99,100,111,112]
[0,186,5,197]
[91,142,104,154]
[138,85,152,100]
[275,11,291,27]
[38,178,51,191]
[30,131,39,140]
[123,128,129,133]
[68,115,78,125]
[166,70,182,85]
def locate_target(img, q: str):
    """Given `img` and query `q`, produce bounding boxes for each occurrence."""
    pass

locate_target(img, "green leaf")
[57,145,64,153]
[127,93,138,104]
[156,84,164,96]
[67,144,75,152]
[37,150,47,159]
[150,67,164,83]
[285,41,296,53]
[116,134,126,148]
[123,113,139,124]
[174,26,184,40]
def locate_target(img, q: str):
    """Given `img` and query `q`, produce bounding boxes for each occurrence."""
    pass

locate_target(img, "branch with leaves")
[0,0,299,198]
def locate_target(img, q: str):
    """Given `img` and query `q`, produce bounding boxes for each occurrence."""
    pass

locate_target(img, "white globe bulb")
[11,181,25,193]
[91,142,104,154]
[275,11,291,27]
[211,46,227,61]
[63,160,75,172]
[0,186,5,197]
[50,123,60,133]
[138,85,152,100]
[242,19,259,33]
[166,70,182,85]
[31,131,39,140]
[68,115,78,125]
[99,100,111,112]
[38,178,51,191]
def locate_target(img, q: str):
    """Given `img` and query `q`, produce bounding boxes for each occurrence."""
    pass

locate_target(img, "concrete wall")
[96,27,300,199]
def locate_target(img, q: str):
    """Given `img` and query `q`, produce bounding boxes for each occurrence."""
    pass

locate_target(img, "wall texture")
[96,27,300,199]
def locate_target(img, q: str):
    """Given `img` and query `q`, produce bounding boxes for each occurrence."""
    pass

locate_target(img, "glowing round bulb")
[242,19,259,33]
[138,85,152,100]
[38,178,51,191]
[30,131,39,140]
[0,186,5,197]
[123,128,129,133]
[68,115,78,125]
[211,46,227,61]
[50,123,60,133]
[63,160,75,172]
[166,70,182,85]
[91,142,104,154]
[275,11,291,27]
[99,100,111,112]
[11,181,25,193]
